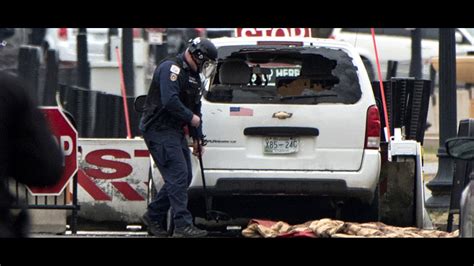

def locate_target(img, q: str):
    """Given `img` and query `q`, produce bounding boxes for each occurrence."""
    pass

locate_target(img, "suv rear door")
[202,43,372,171]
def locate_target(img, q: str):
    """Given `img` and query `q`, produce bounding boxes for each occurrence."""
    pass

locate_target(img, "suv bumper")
[189,150,380,203]
[189,178,375,203]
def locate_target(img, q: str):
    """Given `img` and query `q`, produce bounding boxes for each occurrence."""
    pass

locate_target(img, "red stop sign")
[235,28,312,38]
[27,107,78,196]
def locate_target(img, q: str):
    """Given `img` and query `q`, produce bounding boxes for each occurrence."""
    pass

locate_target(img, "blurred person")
[0,28,17,74]
[0,28,15,44]
[139,37,217,238]
[0,71,63,237]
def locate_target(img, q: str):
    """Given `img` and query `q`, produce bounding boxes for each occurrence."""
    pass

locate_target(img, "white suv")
[44,28,110,62]
[330,28,474,80]
[187,37,382,221]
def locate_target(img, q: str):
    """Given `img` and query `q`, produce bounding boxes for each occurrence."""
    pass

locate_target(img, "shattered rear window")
[205,46,362,105]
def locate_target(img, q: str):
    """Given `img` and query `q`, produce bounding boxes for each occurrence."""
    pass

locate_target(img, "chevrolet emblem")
[272,111,293,119]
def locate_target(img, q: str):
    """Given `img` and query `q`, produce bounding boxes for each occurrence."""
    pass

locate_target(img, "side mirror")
[445,137,474,160]
[455,31,463,44]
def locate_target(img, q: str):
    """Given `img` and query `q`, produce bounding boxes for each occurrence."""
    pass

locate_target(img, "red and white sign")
[27,107,78,196]
[235,28,312,38]
[75,138,197,223]
[77,139,151,223]
[78,145,150,201]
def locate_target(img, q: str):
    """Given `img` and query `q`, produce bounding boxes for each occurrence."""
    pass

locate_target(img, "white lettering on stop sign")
[240,28,257,37]
[61,136,73,156]
[236,28,312,38]
[271,28,290,37]
[291,28,307,37]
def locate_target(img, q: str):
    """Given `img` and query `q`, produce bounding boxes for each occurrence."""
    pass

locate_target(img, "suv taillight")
[365,105,381,149]
[58,28,68,40]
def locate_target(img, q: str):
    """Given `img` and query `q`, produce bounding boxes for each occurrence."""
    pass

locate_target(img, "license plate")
[264,137,299,154]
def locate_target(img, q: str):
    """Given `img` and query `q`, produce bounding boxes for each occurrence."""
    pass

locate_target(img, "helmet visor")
[201,60,217,79]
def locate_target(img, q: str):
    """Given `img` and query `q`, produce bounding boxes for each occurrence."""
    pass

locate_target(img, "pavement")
[422,161,458,231]
[31,229,243,238]
[32,231,150,238]
[30,222,245,238]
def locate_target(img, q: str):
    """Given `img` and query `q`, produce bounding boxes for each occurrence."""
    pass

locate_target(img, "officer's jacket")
[139,53,203,139]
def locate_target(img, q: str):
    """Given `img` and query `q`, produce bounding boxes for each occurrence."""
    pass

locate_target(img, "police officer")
[140,37,217,238]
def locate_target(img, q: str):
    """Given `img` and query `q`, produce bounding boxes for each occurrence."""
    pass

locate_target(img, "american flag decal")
[230,106,254,116]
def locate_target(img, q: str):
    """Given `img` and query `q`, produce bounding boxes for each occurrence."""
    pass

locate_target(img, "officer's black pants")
[143,128,193,228]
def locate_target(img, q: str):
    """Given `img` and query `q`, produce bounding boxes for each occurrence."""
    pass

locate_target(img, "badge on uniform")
[170,73,178,81]
[170,65,181,74]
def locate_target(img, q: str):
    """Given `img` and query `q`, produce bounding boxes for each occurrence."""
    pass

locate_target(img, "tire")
[342,186,379,223]
[359,186,380,222]
[188,194,206,219]
[362,58,376,82]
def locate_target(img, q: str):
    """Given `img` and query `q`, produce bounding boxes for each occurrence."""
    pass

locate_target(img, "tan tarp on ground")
[242,218,459,238]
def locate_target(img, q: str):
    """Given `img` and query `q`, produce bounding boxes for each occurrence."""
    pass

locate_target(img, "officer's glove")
[191,114,201,128]
[192,139,205,157]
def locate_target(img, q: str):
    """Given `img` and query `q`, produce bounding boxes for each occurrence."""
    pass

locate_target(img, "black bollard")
[409,28,422,79]
[17,45,41,103]
[106,28,119,61]
[386,60,398,81]
[426,28,458,209]
[122,28,134,96]
[43,49,59,106]
[77,28,90,89]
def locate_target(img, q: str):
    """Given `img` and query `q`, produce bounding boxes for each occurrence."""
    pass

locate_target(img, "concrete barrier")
[77,138,151,224]
[29,198,68,234]
[7,181,70,234]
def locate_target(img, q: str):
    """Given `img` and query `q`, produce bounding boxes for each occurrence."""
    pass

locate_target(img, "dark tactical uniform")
[140,53,203,230]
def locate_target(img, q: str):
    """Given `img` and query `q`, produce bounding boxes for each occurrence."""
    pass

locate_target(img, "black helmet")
[188,37,218,62]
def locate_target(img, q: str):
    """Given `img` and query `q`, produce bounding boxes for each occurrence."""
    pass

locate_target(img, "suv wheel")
[342,186,380,223]
[359,186,380,222]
